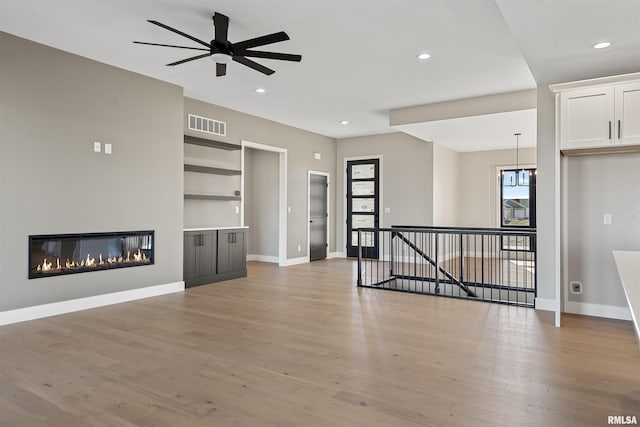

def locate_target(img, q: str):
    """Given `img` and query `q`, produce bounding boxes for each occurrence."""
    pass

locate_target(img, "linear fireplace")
[29,230,154,279]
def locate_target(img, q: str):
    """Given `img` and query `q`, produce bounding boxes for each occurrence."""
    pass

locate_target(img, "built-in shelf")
[184,134,240,151]
[184,164,241,176]
[184,194,241,201]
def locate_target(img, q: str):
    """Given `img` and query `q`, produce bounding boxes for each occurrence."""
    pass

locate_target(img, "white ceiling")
[396,109,537,152]
[496,0,640,85]
[1,1,639,144]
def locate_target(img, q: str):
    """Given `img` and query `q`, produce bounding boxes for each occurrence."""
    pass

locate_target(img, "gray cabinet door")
[198,232,216,277]
[183,232,198,280]
[184,231,217,281]
[231,231,246,271]
[217,230,233,274]
[217,230,246,274]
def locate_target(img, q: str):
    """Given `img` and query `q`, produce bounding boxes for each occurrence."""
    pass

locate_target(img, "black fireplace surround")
[29,230,154,279]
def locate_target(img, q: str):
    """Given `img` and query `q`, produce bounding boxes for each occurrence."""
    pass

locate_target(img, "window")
[500,168,536,228]
[500,168,536,251]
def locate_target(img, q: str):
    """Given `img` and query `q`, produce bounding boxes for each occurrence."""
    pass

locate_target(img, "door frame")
[343,155,383,258]
[307,170,330,261]
[241,140,288,267]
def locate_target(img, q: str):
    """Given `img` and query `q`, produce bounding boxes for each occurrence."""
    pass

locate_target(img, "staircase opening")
[355,226,536,307]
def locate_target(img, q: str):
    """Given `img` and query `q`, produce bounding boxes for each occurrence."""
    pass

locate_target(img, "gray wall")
[536,86,557,301]
[432,143,460,226]
[457,147,536,227]
[184,97,336,259]
[244,148,279,258]
[0,32,184,311]
[336,132,434,253]
[566,153,639,307]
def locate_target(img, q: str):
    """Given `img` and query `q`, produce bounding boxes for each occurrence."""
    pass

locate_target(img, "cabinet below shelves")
[184,229,247,288]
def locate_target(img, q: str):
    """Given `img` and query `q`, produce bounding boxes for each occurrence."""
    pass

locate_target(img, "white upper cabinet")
[560,86,614,149]
[559,78,640,150]
[615,82,640,145]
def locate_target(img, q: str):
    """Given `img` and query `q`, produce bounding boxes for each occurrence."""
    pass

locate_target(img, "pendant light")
[515,133,525,186]
[501,132,527,187]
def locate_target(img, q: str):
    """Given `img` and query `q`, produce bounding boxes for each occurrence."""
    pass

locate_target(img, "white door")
[615,81,640,145]
[560,86,614,150]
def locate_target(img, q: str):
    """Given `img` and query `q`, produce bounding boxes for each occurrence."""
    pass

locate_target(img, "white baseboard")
[0,281,185,326]
[564,300,632,321]
[247,254,279,263]
[328,252,345,259]
[535,297,557,312]
[281,256,309,267]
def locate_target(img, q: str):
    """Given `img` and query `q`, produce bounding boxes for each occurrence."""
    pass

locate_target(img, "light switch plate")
[604,214,612,225]
[93,142,101,153]
[104,143,112,154]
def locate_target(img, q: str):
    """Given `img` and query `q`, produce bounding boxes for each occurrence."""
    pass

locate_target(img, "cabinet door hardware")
[618,120,621,139]
[609,121,612,140]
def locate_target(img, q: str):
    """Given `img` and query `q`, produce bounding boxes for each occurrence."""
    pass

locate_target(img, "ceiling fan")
[133,12,302,77]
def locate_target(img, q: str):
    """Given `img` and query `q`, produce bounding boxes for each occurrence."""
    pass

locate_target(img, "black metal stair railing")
[356,226,537,307]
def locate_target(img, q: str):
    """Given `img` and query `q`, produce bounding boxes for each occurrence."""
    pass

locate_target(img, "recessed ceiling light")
[417,53,431,60]
[593,42,611,49]
[255,88,266,93]
[340,120,349,125]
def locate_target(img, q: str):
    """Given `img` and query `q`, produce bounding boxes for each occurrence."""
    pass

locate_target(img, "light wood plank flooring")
[0,259,638,426]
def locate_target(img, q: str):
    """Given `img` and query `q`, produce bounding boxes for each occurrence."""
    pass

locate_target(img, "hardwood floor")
[0,259,638,426]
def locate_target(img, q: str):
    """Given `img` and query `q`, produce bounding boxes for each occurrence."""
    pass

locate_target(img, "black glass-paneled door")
[346,159,379,258]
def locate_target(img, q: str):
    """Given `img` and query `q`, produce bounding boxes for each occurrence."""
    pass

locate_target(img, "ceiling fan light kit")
[133,12,301,77]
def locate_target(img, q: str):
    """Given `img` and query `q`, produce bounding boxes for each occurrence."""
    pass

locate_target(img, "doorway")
[346,158,380,258]
[241,140,288,266]
[308,171,329,261]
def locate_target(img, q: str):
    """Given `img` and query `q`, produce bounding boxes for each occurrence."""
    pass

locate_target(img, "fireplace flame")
[35,248,150,274]
[40,258,53,272]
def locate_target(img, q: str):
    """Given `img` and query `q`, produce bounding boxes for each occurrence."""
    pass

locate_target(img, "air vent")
[188,114,226,136]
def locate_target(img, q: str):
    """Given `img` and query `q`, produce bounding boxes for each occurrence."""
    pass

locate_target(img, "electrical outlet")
[235,206,240,214]
[287,206,292,214]
[604,214,612,225]
[297,244,301,252]
[384,207,391,213]
[93,141,101,153]
[569,281,583,294]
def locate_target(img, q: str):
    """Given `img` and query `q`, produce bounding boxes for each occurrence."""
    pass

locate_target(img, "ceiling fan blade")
[133,41,210,51]
[237,50,301,62]
[148,20,211,49]
[233,31,290,50]
[216,63,227,77]
[232,56,275,75]
[166,53,211,66]
[214,12,229,45]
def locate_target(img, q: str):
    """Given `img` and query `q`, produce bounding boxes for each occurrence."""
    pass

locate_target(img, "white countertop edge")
[184,226,249,231]
[612,250,640,345]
